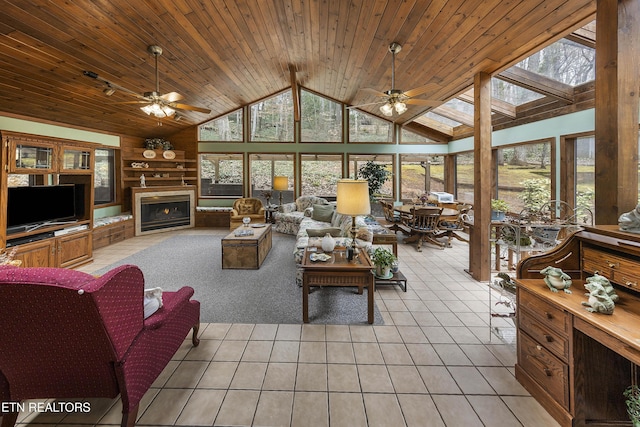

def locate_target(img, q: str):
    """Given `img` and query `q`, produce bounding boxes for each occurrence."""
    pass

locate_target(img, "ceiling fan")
[83,45,211,119]
[349,42,442,116]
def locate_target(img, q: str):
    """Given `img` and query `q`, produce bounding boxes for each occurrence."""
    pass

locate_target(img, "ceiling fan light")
[395,102,407,114]
[141,103,175,118]
[380,103,393,116]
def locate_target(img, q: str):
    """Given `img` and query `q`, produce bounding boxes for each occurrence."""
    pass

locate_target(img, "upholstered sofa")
[273,195,331,235]
[0,264,200,427]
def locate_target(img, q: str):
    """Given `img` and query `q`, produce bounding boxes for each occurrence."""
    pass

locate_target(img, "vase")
[391,260,399,274]
[376,265,391,278]
[321,233,336,252]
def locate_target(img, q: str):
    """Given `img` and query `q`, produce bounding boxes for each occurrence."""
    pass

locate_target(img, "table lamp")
[273,175,288,206]
[336,179,371,260]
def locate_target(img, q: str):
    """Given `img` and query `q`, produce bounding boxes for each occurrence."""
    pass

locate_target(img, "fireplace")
[133,188,195,236]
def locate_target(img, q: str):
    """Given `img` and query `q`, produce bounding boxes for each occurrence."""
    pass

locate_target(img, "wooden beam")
[497,67,575,103]
[290,64,300,122]
[594,0,640,223]
[470,72,493,282]
[432,105,474,127]
[459,90,516,118]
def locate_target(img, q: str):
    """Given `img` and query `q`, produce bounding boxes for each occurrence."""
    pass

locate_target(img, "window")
[300,154,343,199]
[199,110,243,141]
[348,110,392,142]
[399,154,444,201]
[496,140,552,214]
[250,91,294,142]
[301,90,342,142]
[249,153,295,205]
[199,153,244,197]
[94,148,115,205]
[400,128,435,144]
[575,136,595,212]
[455,152,474,204]
[348,154,393,199]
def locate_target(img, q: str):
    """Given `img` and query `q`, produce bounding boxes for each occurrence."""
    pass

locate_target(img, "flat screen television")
[7,184,79,233]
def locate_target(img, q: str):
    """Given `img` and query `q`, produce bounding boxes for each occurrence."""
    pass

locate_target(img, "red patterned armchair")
[0,264,200,427]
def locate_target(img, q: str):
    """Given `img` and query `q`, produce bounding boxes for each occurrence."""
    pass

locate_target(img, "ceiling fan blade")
[404,98,443,106]
[360,87,388,97]
[170,103,211,114]
[111,101,152,105]
[402,83,440,98]
[160,91,184,102]
[347,101,386,109]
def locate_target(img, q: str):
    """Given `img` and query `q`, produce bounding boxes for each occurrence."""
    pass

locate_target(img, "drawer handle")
[527,354,553,377]
[544,335,554,343]
[626,281,638,288]
[545,312,553,320]
[606,260,618,268]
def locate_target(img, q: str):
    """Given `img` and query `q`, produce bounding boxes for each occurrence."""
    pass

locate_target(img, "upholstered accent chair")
[0,264,200,427]
[230,197,265,229]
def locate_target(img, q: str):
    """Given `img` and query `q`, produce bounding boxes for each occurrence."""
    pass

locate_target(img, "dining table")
[393,204,461,248]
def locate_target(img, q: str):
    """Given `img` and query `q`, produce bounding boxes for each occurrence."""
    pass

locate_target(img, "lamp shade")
[336,179,371,216]
[273,176,288,191]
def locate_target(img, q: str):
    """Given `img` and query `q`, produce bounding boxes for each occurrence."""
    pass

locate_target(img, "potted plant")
[624,385,640,427]
[491,199,509,221]
[370,247,397,279]
[358,161,391,202]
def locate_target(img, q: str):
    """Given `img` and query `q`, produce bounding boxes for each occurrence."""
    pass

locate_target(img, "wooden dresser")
[516,226,640,427]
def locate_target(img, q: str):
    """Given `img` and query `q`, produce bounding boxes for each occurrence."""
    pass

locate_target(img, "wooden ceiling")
[0,0,596,139]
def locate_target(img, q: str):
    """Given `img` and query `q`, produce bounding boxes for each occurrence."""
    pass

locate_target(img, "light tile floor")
[12,228,560,426]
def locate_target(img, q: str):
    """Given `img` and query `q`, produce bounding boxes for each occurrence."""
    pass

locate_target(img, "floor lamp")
[336,179,371,261]
[273,175,288,206]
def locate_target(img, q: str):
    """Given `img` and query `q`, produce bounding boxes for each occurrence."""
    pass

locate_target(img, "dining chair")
[380,200,409,234]
[406,207,446,251]
[438,205,471,247]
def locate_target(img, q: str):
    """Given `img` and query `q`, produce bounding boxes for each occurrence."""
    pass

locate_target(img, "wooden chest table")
[301,248,374,324]
[222,224,272,269]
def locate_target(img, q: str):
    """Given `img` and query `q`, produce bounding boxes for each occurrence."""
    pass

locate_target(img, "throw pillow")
[356,226,373,242]
[143,287,163,319]
[306,227,342,237]
[311,203,335,223]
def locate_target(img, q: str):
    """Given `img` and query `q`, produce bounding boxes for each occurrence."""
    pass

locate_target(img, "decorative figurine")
[140,174,146,188]
[582,279,616,314]
[540,266,572,293]
[618,204,640,233]
[585,273,619,302]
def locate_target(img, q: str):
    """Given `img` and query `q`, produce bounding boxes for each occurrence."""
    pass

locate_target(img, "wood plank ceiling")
[0,0,596,139]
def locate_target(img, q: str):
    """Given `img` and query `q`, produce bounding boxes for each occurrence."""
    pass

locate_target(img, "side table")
[374,271,407,292]
[264,205,279,223]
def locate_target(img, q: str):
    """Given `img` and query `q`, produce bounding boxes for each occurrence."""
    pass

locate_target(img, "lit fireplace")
[133,189,195,236]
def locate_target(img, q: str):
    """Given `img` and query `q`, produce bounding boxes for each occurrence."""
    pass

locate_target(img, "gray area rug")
[96,234,383,325]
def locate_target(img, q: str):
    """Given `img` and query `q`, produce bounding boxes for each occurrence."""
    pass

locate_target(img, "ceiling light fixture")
[141,103,175,118]
[103,87,116,96]
[378,43,409,116]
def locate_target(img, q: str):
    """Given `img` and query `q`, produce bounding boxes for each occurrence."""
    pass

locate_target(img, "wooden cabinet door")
[13,240,56,267]
[57,231,92,268]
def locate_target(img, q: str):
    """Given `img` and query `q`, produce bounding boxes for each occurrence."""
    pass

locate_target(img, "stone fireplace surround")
[132,186,196,236]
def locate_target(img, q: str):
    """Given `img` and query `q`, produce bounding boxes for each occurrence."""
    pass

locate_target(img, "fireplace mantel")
[132,186,196,236]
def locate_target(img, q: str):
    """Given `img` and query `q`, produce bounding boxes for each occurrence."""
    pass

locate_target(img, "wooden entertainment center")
[516,226,640,426]
[0,131,94,268]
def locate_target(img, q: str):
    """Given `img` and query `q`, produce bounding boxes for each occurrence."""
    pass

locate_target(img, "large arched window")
[301,89,342,142]
[250,91,294,142]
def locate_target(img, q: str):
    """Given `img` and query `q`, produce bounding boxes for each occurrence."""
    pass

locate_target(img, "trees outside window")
[301,90,342,142]
[496,140,552,214]
[199,110,243,141]
[400,154,444,201]
[348,154,393,199]
[455,152,474,204]
[249,154,295,205]
[250,91,294,142]
[199,153,243,197]
[348,110,393,142]
[300,154,342,199]
[94,148,115,205]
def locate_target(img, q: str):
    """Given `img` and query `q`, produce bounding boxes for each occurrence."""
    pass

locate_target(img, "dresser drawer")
[518,331,569,410]
[519,308,569,362]
[518,287,570,335]
[583,247,640,293]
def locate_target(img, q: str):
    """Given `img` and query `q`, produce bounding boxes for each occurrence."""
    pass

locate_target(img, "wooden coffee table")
[222,223,272,269]
[301,247,374,324]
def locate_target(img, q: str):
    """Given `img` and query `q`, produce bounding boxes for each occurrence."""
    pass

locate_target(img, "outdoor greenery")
[358,161,391,199]
[623,385,640,427]
[491,199,509,212]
